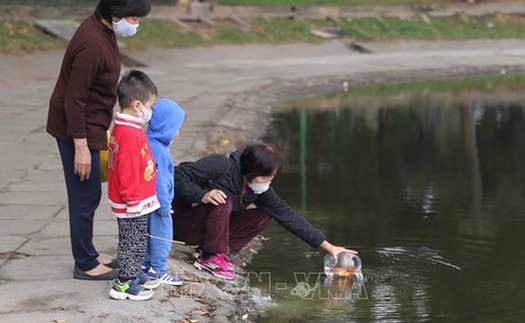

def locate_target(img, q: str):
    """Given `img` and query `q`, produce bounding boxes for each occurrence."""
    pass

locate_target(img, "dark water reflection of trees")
[256,80,525,321]
[267,90,525,243]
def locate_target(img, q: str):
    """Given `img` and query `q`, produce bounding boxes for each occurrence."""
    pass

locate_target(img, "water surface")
[247,75,525,322]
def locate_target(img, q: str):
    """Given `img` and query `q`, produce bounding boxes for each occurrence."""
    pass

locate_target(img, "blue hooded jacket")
[147,98,186,214]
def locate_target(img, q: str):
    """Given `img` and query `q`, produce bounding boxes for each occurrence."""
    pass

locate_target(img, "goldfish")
[329,267,358,276]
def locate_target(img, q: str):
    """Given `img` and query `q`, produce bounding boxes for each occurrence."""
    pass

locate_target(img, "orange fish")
[330,267,358,276]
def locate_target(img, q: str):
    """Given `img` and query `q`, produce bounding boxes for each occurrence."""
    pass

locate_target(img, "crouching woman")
[172,143,358,280]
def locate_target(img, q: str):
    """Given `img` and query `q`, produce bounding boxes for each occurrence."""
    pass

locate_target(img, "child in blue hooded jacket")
[142,98,186,285]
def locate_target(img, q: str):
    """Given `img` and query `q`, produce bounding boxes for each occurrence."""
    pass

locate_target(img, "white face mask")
[137,102,152,123]
[249,182,271,195]
[112,18,139,37]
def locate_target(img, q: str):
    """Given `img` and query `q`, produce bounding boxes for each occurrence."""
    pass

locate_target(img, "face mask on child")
[137,102,152,123]
[113,18,139,37]
[249,182,271,194]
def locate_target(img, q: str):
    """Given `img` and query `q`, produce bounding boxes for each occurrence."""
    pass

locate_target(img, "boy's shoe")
[109,277,154,301]
[194,255,237,280]
[138,271,161,289]
[147,268,183,286]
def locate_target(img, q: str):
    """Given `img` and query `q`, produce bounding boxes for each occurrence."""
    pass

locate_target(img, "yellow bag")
[100,130,110,182]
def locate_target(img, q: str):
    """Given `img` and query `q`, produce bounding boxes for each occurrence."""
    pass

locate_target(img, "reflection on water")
[248,76,525,322]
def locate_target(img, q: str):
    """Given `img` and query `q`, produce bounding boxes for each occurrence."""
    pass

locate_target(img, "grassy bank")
[2,14,525,53]
[0,19,63,52]
[122,18,320,50]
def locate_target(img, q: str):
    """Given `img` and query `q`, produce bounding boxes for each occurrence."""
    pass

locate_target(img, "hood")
[229,143,257,174]
[147,98,186,146]
[230,148,243,164]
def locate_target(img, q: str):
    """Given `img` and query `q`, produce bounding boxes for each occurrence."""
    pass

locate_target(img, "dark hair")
[240,144,284,181]
[117,70,158,109]
[95,0,152,21]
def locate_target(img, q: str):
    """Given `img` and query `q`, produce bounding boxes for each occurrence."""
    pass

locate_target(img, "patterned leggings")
[117,215,148,281]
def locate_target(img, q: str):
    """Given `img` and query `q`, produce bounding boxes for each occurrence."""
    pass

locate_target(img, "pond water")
[246,75,525,322]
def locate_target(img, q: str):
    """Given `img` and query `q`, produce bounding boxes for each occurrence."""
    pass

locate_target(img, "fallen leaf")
[178,273,202,283]
[219,138,230,147]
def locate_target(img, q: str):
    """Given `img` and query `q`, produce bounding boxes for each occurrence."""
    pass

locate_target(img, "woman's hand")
[74,138,91,181]
[320,240,358,261]
[202,189,227,206]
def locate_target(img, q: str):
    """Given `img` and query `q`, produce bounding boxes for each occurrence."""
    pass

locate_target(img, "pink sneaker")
[194,254,237,280]
[192,249,236,272]
[219,253,236,271]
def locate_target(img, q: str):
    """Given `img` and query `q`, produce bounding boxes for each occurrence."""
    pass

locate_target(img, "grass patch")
[3,14,525,53]
[0,18,63,53]
[123,19,208,50]
[124,17,319,50]
[341,16,433,41]
[340,14,525,41]
[246,17,319,43]
[430,15,525,39]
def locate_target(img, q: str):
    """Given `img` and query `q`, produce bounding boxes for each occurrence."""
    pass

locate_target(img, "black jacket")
[173,148,326,248]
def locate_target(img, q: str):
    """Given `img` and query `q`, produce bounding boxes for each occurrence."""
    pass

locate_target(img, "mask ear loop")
[135,101,144,119]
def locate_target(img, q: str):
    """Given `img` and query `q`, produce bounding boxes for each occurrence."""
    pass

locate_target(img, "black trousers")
[57,139,101,271]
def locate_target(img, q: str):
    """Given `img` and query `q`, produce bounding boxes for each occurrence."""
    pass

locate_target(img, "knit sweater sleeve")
[64,39,102,139]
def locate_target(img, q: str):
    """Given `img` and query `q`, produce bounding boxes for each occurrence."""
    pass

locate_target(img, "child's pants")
[143,211,173,271]
[117,215,148,281]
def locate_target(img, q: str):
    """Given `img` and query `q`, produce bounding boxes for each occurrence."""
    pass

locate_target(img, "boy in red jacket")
[107,70,161,301]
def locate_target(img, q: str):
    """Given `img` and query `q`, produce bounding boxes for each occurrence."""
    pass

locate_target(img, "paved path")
[0,39,524,322]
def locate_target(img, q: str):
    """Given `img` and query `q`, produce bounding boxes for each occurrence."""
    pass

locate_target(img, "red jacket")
[108,113,160,218]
